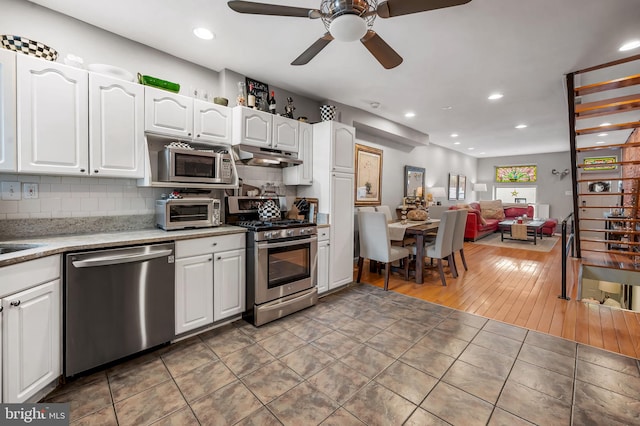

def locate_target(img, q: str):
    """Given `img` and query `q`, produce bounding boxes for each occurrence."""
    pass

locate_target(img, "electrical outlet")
[1,181,21,200]
[23,183,38,199]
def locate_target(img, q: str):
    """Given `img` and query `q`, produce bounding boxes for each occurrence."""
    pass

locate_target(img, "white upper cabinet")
[332,122,355,173]
[193,99,232,144]
[0,50,16,172]
[283,121,312,185]
[144,87,194,139]
[17,55,89,175]
[89,73,145,178]
[232,106,272,148]
[272,114,299,153]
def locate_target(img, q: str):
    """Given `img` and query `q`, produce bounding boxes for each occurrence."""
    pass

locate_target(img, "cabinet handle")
[188,133,192,137]
[0,306,3,312]
[217,256,222,260]
[80,168,86,173]
[208,258,212,262]
[212,242,217,246]
[94,170,99,173]
[196,134,201,138]
[10,300,20,307]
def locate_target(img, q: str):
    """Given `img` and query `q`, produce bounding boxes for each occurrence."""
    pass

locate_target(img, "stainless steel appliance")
[156,198,221,230]
[64,242,175,376]
[157,145,233,184]
[227,196,318,326]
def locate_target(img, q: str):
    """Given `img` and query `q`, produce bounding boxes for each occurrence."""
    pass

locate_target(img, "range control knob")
[263,232,272,239]
[287,230,295,237]
[300,228,307,234]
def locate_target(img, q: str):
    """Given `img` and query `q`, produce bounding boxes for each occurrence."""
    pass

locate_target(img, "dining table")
[388,220,440,284]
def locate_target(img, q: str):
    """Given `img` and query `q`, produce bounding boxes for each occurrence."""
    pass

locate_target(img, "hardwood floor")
[353,236,640,359]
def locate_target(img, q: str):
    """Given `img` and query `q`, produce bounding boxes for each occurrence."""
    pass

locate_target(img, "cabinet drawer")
[0,255,61,298]
[176,233,245,258]
[317,227,330,242]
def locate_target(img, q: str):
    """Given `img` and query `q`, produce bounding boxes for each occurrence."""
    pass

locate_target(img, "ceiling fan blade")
[291,33,334,66]
[361,31,403,69]
[377,0,472,18]
[228,1,321,18]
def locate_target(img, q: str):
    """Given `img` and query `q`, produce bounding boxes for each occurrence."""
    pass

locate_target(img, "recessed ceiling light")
[515,124,527,129]
[488,93,503,100]
[479,152,486,155]
[370,101,380,109]
[193,27,215,40]
[404,112,416,118]
[442,106,453,110]
[453,142,461,145]
[467,147,475,150]
[619,40,640,51]
[597,133,608,137]
[450,133,459,138]
[596,141,606,144]
[600,122,611,126]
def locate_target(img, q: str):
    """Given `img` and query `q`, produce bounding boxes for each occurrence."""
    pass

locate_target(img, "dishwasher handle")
[71,249,173,268]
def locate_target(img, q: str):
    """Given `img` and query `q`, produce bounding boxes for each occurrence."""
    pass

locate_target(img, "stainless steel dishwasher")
[64,242,175,376]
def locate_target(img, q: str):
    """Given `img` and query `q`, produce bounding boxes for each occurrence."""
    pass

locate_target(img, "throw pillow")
[469,208,487,226]
[479,200,505,220]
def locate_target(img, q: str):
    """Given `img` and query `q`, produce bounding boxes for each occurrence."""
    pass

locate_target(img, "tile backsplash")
[0,174,165,220]
[0,166,287,220]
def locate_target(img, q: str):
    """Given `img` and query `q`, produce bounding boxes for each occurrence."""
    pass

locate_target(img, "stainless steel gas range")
[227,197,318,326]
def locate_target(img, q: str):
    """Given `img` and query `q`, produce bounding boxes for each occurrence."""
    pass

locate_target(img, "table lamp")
[429,187,447,205]
[598,280,621,303]
[472,183,487,200]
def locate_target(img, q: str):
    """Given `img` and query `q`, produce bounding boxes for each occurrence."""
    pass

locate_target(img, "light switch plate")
[1,181,21,200]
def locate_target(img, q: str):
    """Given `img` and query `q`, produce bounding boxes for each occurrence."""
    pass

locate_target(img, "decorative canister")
[320,104,336,121]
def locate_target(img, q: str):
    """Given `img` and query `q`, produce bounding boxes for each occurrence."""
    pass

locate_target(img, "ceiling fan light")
[329,14,368,42]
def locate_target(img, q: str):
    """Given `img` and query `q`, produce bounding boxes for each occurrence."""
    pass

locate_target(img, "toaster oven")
[156,198,221,230]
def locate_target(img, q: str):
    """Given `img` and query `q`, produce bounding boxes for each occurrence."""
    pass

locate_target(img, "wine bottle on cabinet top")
[268,91,276,114]
[247,83,256,108]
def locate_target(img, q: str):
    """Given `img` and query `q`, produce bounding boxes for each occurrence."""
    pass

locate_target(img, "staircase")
[567,54,640,275]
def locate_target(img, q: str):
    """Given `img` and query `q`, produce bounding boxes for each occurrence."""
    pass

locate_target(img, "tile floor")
[44,283,640,425]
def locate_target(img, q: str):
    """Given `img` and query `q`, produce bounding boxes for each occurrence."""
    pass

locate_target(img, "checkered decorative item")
[1,35,58,61]
[258,199,281,220]
[320,104,336,121]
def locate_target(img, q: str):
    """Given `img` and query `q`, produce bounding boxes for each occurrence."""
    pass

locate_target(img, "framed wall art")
[448,173,458,200]
[245,76,269,109]
[495,165,537,183]
[355,144,383,206]
[587,181,611,193]
[404,165,425,198]
[457,175,466,200]
[583,156,617,171]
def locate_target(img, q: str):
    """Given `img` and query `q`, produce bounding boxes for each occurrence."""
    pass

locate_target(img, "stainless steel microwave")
[156,198,221,230]
[157,146,233,184]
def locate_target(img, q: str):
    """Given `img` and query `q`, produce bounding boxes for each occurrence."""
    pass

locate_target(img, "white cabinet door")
[272,114,298,153]
[144,87,193,138]
[3,279,61,403]
[175,254,214,335]
[213,248,245,321]
[194,100,232,144]
[89,73,144,178]
[332,122,355,173]
[283,121,312,185]
[329,172,355,289]
[232,106,271,148]
[17,56,88,175]
[317,239,330,295]
[0,50,16,172]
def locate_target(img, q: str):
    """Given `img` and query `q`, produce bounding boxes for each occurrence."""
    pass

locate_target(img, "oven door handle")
[257,236,317,249]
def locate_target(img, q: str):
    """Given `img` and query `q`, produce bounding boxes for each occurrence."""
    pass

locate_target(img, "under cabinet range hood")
[233,144,302,167]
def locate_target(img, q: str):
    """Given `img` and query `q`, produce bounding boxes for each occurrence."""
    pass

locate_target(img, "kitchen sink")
[0,244,44,255]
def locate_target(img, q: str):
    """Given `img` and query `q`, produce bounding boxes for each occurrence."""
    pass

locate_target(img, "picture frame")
[583,156,617,171]
[355,144,383,206]
[587,181,611,193]
[448,173,458,200]
[495,165,537,183]
[404,165,425,198]
[457,175,466,200]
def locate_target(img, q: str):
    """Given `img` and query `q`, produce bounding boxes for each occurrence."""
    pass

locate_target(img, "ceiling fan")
[227,0,472,69]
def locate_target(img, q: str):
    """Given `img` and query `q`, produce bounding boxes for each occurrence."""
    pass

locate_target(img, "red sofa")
[449,202,537,241]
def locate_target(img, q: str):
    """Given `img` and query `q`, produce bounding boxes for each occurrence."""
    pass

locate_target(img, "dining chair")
[413,209,457,286]
[451,209,469,276]
[375,205,394,222]
[357,211,410,291]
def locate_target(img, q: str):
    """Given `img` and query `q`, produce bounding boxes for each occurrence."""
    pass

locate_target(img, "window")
[495,186,537,204]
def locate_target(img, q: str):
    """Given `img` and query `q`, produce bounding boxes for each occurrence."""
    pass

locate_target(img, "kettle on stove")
[258,198,281,221]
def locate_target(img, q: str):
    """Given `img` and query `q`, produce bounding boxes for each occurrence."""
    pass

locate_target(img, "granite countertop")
[0,225,247,267]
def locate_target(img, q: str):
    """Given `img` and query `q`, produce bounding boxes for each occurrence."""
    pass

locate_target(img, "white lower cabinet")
[175,254,214,335]
[175,233,245,335]
[213,248,245,321]
[1,253,61,404]
[317,227,330,295]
